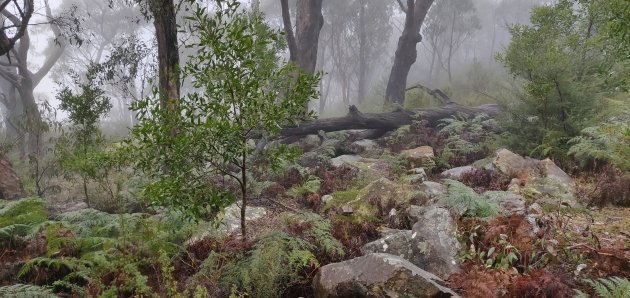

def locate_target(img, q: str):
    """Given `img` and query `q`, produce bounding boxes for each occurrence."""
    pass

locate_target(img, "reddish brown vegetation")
[314,164,358,195]
[508,269,574,298]
[380,120,444,153]
[278,167,304,189]
[591,166,630,206]
[459,168,511,192]
[330,218,379,259]
[260,182,286,200]
[449,263,514,298]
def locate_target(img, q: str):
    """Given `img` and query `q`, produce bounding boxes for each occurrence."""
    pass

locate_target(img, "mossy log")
[280,103,502,137]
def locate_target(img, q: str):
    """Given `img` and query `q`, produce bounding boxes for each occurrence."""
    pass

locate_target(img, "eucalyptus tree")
[0,0,79,154]
[423,0,480,84]
[55,0,148,126]
[318,0,393,109]
[384,0,434,107]
[0,0,33,56]
[280,0,324,74]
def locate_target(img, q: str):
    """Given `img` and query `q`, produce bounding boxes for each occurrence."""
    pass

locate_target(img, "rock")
[488,149,578,207]
[294,135,322,153]
[441,166,475,179]
[321,195,333,204]
[313,253,459,298]
[48,201,89,216]
[401,146,435,169]
[347,139,381,157]
[420,181,447,198]
[298,139,339,167]
[357,177,418,207]
[218,202,267,234]
[0,152,24,200]
[329,155,362,168]
[492,149,537,177]
[363,206,460,279]
[539,159,573,186]
[325,178,421,221]
[483,191,526,215]
[404,168,428,184]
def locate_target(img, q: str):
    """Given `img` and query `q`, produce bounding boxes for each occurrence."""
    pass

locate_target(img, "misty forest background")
[0,0,630,297]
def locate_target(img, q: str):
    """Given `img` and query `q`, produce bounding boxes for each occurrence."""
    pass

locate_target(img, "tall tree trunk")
[446,8,455,84]
[150,0,180,108]
[281,0,324,75]
[280,0,298,63]
[384,0,434,107]
[357,0,367,103]
[0,1,65,155]
[295,0,324,74]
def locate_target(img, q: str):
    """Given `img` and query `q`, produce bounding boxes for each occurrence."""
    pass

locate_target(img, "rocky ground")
[1,125,629,297]
[241,129,630,297]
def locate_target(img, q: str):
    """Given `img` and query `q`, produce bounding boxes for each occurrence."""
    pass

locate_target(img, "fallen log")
[281,103,501,137]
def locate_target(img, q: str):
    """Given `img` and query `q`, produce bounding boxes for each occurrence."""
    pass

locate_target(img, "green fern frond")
[287,178,321,196]
[440,179,500,217]
[283,212,344,258]
[0,284,57,298]
[222,232,318,298]
[576,276,630,298]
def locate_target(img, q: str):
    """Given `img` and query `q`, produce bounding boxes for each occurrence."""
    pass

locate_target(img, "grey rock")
[219,202,267,234]
[420,181,447,198]
[441,166,475,179]
[313,253,459,298]
[401,146,436,169]
[483,191,526,215]
[329,155,362,168]
[363,206,460,279]
[321,195,333,204]
[0,152,24,200]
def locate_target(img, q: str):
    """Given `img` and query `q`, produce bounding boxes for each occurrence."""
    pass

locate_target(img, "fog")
[1,0,545,137]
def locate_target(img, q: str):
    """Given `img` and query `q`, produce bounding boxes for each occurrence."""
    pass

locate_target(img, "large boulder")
[0,152,24,200]
[401,146,436,169]
[492,149,538,177]
[324,178,422,223]
[487,149,578,206]
[363,206,460,279]
[313,253,459,298]
[483,191,526,215]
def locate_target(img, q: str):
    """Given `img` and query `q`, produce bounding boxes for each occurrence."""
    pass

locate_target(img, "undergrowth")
[440,179,500,217]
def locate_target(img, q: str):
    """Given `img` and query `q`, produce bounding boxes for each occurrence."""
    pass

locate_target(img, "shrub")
[129,0,318,238]
[221,232,319,297]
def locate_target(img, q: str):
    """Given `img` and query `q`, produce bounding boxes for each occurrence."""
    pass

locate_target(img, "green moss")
[324,189,360,211]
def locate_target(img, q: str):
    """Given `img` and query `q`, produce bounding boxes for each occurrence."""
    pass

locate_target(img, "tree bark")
[295,0,324,74]
[281,0,324,75]
[0,0,34,56]
[0,2,65,155]
[281,103,501,137]
[150,0,180,108]
[280,0,298,63]
[384,0,434,107]
[357,0,367,103]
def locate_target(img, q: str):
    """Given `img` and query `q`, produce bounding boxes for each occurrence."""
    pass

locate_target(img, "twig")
[259,196,301,213]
